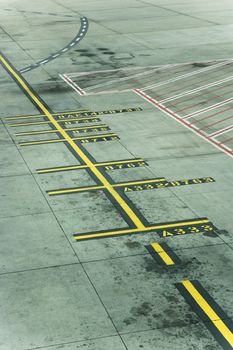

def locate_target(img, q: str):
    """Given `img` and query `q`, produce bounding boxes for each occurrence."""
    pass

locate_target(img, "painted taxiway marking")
[145,243,181,266]
[0,52,218,243]
[0,53,146,230]
[19,17,89,74]
[19,133,119,146]
[36,158,148,173]
[8,117,102,127]
[14,124,110,136]
[73,218,217,241]
[47,177,214,196]
[6,107,142,121]
[47,177,166,196]
[176,280,233,349]
[134,89,233,158]
[5,110,89,120]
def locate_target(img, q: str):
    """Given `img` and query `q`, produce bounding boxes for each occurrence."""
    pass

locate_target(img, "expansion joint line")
[0,52,145,231]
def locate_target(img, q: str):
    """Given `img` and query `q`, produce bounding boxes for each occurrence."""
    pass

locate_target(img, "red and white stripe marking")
[134,89,233,158]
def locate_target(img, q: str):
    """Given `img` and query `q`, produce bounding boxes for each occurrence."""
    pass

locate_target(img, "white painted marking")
[141,60,233,91]
[60,74,86,96]
[134,89,233,158]
[160,75,233,104]
[40,60,49,64]
[184,97,233,119]
[209,125,233,138]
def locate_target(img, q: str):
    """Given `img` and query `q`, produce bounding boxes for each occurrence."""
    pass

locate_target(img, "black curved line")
[19,17,88,74]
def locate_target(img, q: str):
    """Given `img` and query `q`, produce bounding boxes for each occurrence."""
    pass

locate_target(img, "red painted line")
[149,63,233,98]
[184,97,233,119]
[134,89,233,158]
[173,86,233,115]
[166,80,233,108]
[143,60,233,92]
[210,125,233,138]
[200,115,233,131]
[194,104,233,124]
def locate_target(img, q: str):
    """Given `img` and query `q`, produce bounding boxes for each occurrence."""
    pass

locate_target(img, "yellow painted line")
[48,185,105,195]
[114,178,166,187]
[66,124,108,131]
[98,158,145,166]
[37,164,89,173]
[8,117,100,127]
[14,124,109,136]
[36,159,145,173]
[0,54,144,230]
[182,280,233,347]
[47,177,166,195]
[5,110,89,120]
[74,219,210,240]
[19,133,118,146]
[20,139,64,146]
[151,243,175,265]
[15,129,60,136]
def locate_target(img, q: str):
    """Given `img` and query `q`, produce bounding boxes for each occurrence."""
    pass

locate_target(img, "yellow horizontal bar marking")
[47,177,166,195]
[114,178,165,187]
[74,219,210,240]
[20,139,64,146]
[48,185,105,195]
[6,110,89,120]
[14,124,108,136]
[37,159,145,174]
[73,133,117,140]
[15,129,59,136]
[66,124,108,131]
[9,121,51,127]
[151,243,174,265]
[9,117,99,127]
[19,133,118,146]
[182,280,233,346]
[98,158,144,166]
[37,165,88,173]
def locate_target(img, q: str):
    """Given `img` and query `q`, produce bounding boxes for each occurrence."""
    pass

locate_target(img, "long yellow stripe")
[37,165,89,173]
[115,178,165,187]
[14,124,108,136]
[19,133,118,146]
[47,177,166,195]
[9,117,100,127]
[151,243,175,265]
[6,110,89,120]
[0,54,144,230]
[37,159,145,173]
[182,280,233,346]
[48,185,105,195]
[74,219,210,240]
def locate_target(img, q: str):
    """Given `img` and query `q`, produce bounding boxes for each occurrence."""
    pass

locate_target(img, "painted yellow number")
[162,230,174,237]
[201,225,213,232]
[188,226,200,233]
[174,228,186,235]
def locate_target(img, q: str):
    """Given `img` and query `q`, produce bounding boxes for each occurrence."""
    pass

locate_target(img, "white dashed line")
[40,60,49,64]
[19,17,88,73]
